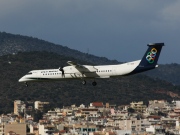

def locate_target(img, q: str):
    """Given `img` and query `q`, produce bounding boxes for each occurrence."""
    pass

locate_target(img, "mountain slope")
[145,63,180,86]
[0,32,118,65]
[1,32,180,86]
[0,52,180,113]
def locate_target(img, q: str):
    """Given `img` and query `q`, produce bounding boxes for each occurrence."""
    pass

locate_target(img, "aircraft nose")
[18,77,25,82]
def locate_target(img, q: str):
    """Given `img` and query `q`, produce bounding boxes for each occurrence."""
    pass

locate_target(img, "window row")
[42,73,61,76]
[97,70,112,72]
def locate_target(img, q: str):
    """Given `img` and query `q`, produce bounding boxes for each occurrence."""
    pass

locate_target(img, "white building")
[14,100,25,115]
[34,101,49,111]
[39,124,55,135]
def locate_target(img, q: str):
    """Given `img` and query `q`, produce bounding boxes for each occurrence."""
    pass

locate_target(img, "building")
[34,101,49,112]
[81,108,99,118]
[130,101,147,112]
[4,123,26,135]
[73,124,97,133]
[14,100,25,115]
[90,102,104,108]
[0,123,5,135]
[148,100,168,114]
[146,125,165,134]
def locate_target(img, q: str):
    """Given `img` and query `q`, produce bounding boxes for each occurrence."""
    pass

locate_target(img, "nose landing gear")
[25,82,28,87]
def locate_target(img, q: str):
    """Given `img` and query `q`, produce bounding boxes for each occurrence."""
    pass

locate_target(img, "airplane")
[19,43,164,86]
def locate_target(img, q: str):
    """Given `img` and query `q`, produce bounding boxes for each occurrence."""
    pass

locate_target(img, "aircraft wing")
[67,61,97,73]
[67,61,86,68]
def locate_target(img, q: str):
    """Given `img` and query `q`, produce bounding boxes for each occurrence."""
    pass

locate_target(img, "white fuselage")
[18,42,164,86]
[19,60,141,82]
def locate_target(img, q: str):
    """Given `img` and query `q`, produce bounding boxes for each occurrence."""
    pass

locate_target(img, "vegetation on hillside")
[0,32,118,65]
[0,52,179,113]
[1,32,180,85]
[145,63,180,86]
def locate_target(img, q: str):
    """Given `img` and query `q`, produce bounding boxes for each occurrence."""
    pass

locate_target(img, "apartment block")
[130,101,147,112]
[14,100,25,115]
[4,123,26,135]
[34,101,49,112]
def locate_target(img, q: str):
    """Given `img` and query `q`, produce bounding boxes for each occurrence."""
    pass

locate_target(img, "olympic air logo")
[146,48,158,63]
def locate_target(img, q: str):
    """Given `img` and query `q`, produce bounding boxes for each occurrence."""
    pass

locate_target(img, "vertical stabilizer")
[131,43,164,74]
[139,43,164,67]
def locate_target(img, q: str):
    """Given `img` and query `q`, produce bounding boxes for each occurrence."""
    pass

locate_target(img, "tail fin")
[139,43,164,67]
[131,43,164,74]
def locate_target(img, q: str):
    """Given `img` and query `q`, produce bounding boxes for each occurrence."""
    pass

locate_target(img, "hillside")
[145,64,180,86]
[0,51,180,113]
[0,32,118,65]
[1,32,180,86]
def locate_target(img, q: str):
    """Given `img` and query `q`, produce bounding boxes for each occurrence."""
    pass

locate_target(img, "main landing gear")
[81,80,97,86]
[92,81,97,86]
[82,80,86,85]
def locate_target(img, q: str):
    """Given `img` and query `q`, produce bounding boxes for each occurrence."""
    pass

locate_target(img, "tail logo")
[146,48,157,63]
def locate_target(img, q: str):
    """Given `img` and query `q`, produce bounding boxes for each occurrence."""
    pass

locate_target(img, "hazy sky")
[0,0,180,64]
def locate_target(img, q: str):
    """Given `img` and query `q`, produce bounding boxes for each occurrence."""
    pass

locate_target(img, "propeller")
[59,67,65,77]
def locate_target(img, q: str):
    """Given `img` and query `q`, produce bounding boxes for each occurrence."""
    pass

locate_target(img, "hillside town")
[1,100,180,135]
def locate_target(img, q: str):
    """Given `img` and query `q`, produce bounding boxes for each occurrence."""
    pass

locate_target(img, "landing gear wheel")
[25,82,28,87]
[82,80,86,85]
[92,81,97,86]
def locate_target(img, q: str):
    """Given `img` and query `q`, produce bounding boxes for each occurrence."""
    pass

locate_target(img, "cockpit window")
[26,72,32,75]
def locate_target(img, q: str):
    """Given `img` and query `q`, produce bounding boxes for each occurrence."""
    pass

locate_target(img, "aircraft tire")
[25,82,28,87]
[82,80,86,85]
[92,81,97,86]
